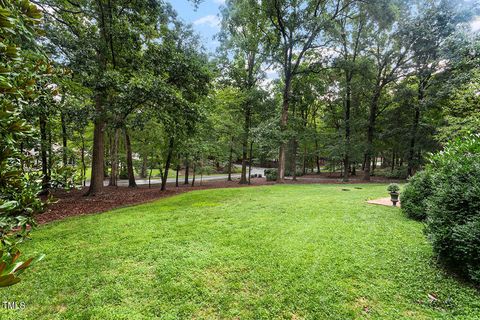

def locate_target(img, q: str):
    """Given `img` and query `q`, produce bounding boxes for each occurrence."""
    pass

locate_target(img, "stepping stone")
[367,197,401,207]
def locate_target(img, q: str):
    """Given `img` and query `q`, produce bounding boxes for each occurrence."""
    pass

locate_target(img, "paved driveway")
[85,166,269,187]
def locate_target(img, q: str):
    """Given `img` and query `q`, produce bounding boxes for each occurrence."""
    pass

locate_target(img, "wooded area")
[3,0,479,197]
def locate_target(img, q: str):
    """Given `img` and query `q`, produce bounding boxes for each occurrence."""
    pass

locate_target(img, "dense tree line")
[215,0,478,184]
[2,0,479,198]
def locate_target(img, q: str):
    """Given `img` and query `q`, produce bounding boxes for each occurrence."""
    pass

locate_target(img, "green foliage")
[0,250,44,287]
[400,170,433,221]
[424,134,480,283]
[119,167,128,180]
[49,166,81,190]
[284,168,304,177]
[387,183,400,193]
[0,0,45,286]
[195,165,215,175]
[264,168,277,181]
[403,134,480,283]
[384,167,408,179]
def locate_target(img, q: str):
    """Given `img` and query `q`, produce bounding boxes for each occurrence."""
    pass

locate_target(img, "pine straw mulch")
[38,174,403,225]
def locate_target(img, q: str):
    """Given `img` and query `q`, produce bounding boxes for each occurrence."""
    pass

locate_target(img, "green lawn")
[1,184,479,319]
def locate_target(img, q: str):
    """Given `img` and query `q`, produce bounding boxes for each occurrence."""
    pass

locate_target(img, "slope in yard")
[1,184,479,319]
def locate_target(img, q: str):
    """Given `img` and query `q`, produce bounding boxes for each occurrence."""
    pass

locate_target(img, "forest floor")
[39,173,404,224]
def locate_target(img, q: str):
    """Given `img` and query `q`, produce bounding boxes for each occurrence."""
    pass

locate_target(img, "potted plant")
[387,183,400,206]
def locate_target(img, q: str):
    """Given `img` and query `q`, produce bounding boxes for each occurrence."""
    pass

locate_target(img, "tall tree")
[403,1,469,176]
[361,4,414,180]
[38,0,170,195]
[331,2,366,181]
[262,0,355,181]
[219,0,268,184]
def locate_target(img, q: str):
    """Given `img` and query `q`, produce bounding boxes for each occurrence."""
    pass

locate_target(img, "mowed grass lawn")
[1,184,479,319]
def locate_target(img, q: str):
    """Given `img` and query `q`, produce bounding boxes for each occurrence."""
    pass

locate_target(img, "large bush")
[264,168,278,181]
[424,135,480,283]
[284,168,305,177]
[400,170,433,221]
[385,167,408,179]
[0,0,45,286]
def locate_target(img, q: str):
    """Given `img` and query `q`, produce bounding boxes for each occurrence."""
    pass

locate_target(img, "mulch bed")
[38,178,272,224]
[38,174,403,225]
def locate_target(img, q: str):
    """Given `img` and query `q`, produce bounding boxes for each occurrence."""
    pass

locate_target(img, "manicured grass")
[1,184,479,319]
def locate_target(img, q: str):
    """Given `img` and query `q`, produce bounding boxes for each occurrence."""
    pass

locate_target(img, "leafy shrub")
[50,165,81,190]
[424,134,480,283]
[400,170,433,221]
[285,168,305,177]
[385,167,408,179]
[264,168,278,181]
[0,250,45,287]
[119,167,128,179]
[0,0,45,286]
[387,183,400,193]
[196,165,215,175]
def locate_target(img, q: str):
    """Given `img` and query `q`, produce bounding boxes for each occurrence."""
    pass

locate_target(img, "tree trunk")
[408,79,427,176]
[191,163,196,187]
[371,155,376,176]
[248,141,253,184]
[81,133,86,187]
[302,145,307,175]
[39,113,49,193]
[124,128,136,187]
[87,105,105,196]
[277,76,292,182]
[175,164,180,187]
[343,76,352,182]
[61,111,68,167]
[109,128,119,187]
[228,136,233,181]
[184,158,189,184]
[148,166,153,188]
[364,93,380,181]
[313,110,321,174]
[291,137,298,181]
[240,106,250,184]
[161,137,174,191]
[87,2,109,195]
[140,153,148,179]
[104,146,109,179]
[407,107,421,176]
[48,125,52,180]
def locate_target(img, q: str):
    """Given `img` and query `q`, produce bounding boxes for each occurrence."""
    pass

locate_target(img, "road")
[85,166,269,187]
